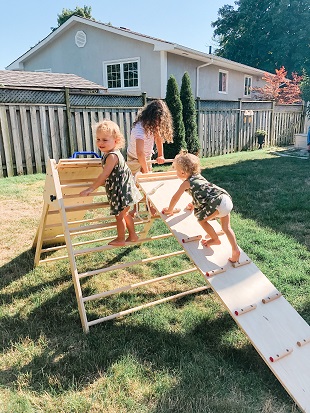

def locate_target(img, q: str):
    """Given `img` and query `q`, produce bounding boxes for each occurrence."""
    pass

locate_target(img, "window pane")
[219,72,227,92]
[107,64,121,88]
[123,62,138,88]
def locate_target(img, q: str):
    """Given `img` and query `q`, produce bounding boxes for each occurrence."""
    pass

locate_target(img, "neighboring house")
[0,70,107,92]
[6,16,267,100]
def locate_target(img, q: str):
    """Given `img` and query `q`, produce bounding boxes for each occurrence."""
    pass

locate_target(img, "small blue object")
[71,151,100,158]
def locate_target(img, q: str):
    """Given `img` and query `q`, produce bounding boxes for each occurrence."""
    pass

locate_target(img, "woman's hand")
[156,156,165,164]
[186,202,194,211]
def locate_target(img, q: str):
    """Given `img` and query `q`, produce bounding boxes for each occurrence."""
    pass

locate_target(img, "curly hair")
[134,99,173,143]
[174,150,201,176]
[95,120,125,149]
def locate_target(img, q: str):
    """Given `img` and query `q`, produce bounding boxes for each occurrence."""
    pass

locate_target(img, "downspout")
[196,59,214,97]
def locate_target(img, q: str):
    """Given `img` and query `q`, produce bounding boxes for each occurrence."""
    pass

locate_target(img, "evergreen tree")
[212,0,310,76]
[51,6,94,31]
[164,75,187,159]
[180,72,200,155]
[300,70,310,118]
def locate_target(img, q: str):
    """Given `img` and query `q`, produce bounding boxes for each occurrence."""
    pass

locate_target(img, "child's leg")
[124,207,139,242]
[200,211,221,247]
[220,214,240,262]
[109,210,127,246]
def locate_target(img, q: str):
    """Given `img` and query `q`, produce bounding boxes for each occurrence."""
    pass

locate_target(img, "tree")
[180,72,200,155]
[51,5,94,31]
[164,75,187,159]
[212,0,310,76]
[300,70,310,118]
[252,66,302,104]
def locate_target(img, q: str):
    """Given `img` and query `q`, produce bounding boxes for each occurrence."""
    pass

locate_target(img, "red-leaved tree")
[252,66,302,104]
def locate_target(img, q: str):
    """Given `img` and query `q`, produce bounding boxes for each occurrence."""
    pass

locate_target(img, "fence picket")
[9,107,24,174]
[20,106,34,174]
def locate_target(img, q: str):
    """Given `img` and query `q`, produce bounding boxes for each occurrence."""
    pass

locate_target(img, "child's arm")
[136,139,149,173]
[154,135,164,164]
[80,154,118,196]
[162,180,190,215]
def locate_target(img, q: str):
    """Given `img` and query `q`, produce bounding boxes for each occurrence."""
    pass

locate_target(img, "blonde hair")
[134,99,173,143]
[174,151,201,176]
[95,120,125,149]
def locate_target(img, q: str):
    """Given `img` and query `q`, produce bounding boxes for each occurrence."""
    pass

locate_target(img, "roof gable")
[6,15,267,76]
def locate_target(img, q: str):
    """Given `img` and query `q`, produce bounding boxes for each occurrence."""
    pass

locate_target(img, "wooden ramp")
[136,172,310,413]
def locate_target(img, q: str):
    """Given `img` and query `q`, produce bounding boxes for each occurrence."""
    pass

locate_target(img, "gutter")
[196,59,214,97]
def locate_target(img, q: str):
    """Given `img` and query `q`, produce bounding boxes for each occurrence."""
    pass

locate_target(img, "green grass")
[0,149,309,412]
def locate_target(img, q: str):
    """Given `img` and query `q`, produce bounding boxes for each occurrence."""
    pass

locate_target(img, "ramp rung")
[262,291,282,304]
[205,267,226,277]
[296,337,310,347]
[232,259,251,268]
[234,303,257,316]
[269,348,293,362]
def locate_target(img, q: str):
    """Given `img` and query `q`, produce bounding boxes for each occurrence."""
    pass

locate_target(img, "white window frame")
[103,57,140,91]
[244,75,252,96]
[218,69,228,94]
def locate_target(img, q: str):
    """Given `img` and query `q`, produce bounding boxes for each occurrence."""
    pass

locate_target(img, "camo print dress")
[102,150,142,215]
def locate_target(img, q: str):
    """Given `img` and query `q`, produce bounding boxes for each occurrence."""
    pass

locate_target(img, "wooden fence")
[0,89,305,177]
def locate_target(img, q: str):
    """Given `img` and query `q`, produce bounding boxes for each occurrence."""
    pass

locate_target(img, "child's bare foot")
[108,238,126,246]
[201,238,221,247]
[228,249,241,263]
[126,235,139,243]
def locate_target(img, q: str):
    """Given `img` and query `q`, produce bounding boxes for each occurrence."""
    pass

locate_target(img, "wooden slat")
[0,107,13,176]
[20,106,34,174]
[30,107,42,173]
[9,106,24,174]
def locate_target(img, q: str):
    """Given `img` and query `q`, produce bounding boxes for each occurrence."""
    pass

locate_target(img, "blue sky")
[1,0,235,70]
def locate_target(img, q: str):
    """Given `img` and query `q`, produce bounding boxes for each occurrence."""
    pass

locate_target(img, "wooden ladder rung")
[83,267,198,301]
[87,286,209,327]
[65,202,109,212]
[73,233,174,256]
[78,250,187,279]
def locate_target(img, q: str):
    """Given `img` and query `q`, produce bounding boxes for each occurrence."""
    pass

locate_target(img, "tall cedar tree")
[212,0,310,76]
[164,75,187,159]
[300,70,310,119]
[252,66,302,104]
[180,72,200,155]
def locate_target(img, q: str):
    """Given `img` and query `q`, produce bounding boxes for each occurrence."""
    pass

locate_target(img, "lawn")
[0,149,309,413]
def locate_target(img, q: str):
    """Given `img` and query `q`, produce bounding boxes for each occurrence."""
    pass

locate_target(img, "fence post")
[237,98,242,151]
[65,88,74,155]
[142,92,147,106]
[270,101,275,146]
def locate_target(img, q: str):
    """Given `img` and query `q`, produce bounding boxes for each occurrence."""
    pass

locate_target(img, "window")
[218,70,228,93]
[244,76,252,96]
[104,58,140,90]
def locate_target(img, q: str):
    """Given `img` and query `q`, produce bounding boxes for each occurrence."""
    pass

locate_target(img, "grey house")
[6,16,267,100]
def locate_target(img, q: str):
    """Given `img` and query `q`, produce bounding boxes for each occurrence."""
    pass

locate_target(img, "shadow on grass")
[0,288,293,412]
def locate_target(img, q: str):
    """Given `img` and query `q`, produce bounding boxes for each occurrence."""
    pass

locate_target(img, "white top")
[127,122,154,159]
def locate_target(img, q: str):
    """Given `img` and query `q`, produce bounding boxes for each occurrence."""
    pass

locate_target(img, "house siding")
[22,22,163,97]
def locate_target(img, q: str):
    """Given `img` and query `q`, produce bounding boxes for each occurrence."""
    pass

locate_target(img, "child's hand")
[186,203,194,211]
[80,188,93,197]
